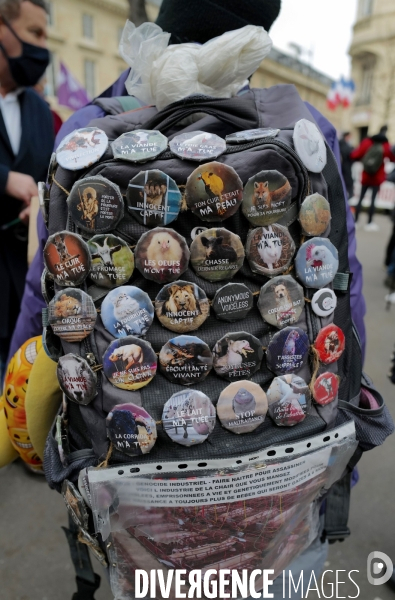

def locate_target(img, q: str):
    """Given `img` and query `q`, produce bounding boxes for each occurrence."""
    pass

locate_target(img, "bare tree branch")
[127,0,148,25]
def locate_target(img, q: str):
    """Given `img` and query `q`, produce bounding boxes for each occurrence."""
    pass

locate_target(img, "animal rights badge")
[106,403,157,456]
[48,288,97,342]
[313,372,339,406]
[299,193,331,236]
[225,128,280,143]
[213,283,254,322]
[102,336,157,390]
[134,227,190,284]
[101,286,154,338]
[88,234,134,289]
[213,332,263,381]
[154,280,210,333]
[311,288,337,318]
[67,176,124,233]
[266,327,309,375]
[38,181,49,225]
[314,324,345,365]
[127,169,182,227]
[57,127,108,171]
[162,389,216,447]
[258,275,304,329]
[159,335,213,385]
[41,268,55,305]
[190,227,245,282]
[246,225,295,278]
[267,374,311,427]
[293,119,327,173]
[57,354,97,405]
[42,327,62,362]
[217,381,268,434]
[242,170,292,226]
[44,231,91,287]
[169,131,226,161]
[62,480,89,530]
[295,237,339,289]
[111,130,168,163]
[185,162,243,222]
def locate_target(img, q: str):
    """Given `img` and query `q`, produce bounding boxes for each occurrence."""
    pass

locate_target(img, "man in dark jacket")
[339,131,354,199]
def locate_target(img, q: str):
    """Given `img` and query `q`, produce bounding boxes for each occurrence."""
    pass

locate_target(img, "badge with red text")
[266,327,309,375]
[217,381,268,434]
[267,374,311,426]
[106,403,157,456]
[48,288,97,342]
[162,390,216,446]
[313,372,339,406]
[213,332,263,381]
[134,227,190,284]
[314,325,345,364]
[44,231,91,287]
[169,131,226,161]
[159,335,213,385]
[154,281,210,333]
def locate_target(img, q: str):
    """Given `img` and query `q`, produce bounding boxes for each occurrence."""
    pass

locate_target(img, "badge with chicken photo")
[67,176,124,233]
[242,170,292,226]
[266,327,310,375]
[169,131,226,161]
[101,286,154,339]
[190,227,245,282]
[212,332,263,381]
[127,169,182,227]
[88,234,134,289]
[134,227,190,284]
[295,237,339,289]
[246,224,295,278]
[267,374,311,426]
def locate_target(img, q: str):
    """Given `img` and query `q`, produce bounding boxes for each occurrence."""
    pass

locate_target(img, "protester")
[339,131,354,199]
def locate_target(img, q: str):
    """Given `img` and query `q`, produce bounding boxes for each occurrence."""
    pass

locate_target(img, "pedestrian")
[339,131,354,199]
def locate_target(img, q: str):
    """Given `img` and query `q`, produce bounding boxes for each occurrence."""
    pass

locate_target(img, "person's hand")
[6,171,38,205]
[18,204,31,225]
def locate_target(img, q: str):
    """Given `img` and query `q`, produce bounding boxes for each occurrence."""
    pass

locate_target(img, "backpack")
[362,142,384,174]
[42,86,394,598]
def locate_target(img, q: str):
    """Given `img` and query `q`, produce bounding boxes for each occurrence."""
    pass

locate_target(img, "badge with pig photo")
[56,127,108,171]
[190,227,245,282]
[48,288,97,342]
[213,332,263,381]
[295,237,339,289]
[155,280,210,333]
[102,336,157,391]
[106,403,157,456]
[258,275,305,329]
[67,176,124,233]
[101,286,154,338]
[185,161,243,222]
[111,129,168,163]
[88,234,134,289]
[299,193,331,236]
[246,224,296,278]
[44,231,91,287]
[162,389,216,447]
[127,169,182,227]
[134,227,190,284]
[169,131,226,161]
[266,327,309,375]
[242,170,292,226]
[57,354,97,405]
[267,374,311,427]
[159,335,213,385]
[217,380,268,434]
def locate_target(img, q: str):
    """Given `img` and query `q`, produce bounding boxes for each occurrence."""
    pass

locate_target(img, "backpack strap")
[62,515,101,600]
[92,96,144,116]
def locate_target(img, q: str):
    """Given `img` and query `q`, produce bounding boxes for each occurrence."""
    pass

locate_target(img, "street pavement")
[0,214,394,600]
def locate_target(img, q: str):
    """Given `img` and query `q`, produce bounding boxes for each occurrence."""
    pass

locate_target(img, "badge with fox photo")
[246,224,295,278]
[154,280,210,333]
[217,380,268,434]
[162,389,216,447]
[190,227,245,282]
[258,275,305,330]
[88,234,134,289]
[44,231,91,287]
[127,169,182,227]
[102,336,157,391]
[213,332,263,381]
[56,127,108,171]
[185,161,243,222]
[299,193,331,236]
[100,286,154,339]
[226,128,280,144]
[213,283,254,322]
[314,324,345,365]
[111,130,168,163]
[57,354,98,405]
[106,403,157,456]
[48,288,97,342]
[67,176,124,233]
[169,131,226,161]
[293,119,327,174]
[266,327,309,375]
[267,374,311,427]
[134,227,190,284]
[313,372,339,406]
[242,170,292,226]
[295,237,339,289]
[62,479,89,530]
[159,335,213,385]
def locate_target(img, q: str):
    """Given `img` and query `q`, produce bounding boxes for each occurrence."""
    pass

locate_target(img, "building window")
[47,1,54,26]
[359,0,374,17]
[46,51,57,96]
[82,14,94,39]
[84,59,96,98]
[360,65,374,104]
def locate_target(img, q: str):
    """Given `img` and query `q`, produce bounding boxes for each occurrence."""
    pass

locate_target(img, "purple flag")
[57,62,90,110]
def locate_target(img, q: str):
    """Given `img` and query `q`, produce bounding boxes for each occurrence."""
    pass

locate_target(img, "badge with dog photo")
[213,283,254,322]
[295,237,339,289]
[246,224,296,278]
[48,288,97,342]
[103,336,157,391]
[242,170,292,226]
[159,335,213,385]
[266,327,309,375]
[101,286,154,339]
[56,127,108,171]
[169,131,226,161]
[88,234,134,289]
[62,480,89,530]
[127,169,182,227]
[44,231,91,287]
[314,324,345,365]
[190,227,245,282]
[106,403,157,456]
[67,176,124,233]
[299,193,331,237]
[134,227,190,284]
[258,275,305,329]
[162,389,216,447]
[313,372,339,406]
[267,374,311,427]
[155,280,210,333]
[185,161,243,222]
[217,380,268,434]
[111,129,168,163]
[213,332,263,381]
[57,354,97,405]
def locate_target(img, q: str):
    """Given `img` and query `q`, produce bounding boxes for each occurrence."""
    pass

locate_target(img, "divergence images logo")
[367,551,393,586]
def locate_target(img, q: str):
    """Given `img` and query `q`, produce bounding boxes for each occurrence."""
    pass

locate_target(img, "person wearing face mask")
[0,0,53,380]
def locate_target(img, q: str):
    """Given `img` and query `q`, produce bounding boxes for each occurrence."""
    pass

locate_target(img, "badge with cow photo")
[242,170,292,226]
[154,280,210,333]
[190,227,245,282]
[293,119,327,174]
[314,324,345,365]
[162,389,216,447]
[48,288,97,342]
[299,193,331,236]
[111,130,168,163]
[212,332,263,381]
[44,231,91,287]
[159,335,213,385]
[258,275,304,329]
[246,224,296,278]
[67,176,124,233]
[100,286,154,338]
[266,327,309,375]
[295,237,339,289]
[313,372,339,406]
[134,227,190,284]
[216,380,268,434]
[102,336,157,390]
[88,234,134,289]
[185,161,243,222]
[127,169,182,227]
[169,131,226,161]
[213,283,254,322]
[57,354,97,405]
[56,127,108,171]
[106,403,157,456]
[267,374,311,427]
[62,480,89,530]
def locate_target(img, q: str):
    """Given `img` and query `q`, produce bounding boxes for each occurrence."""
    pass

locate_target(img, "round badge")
[242,170,292,226]
[100,286,154,338]
[57,127,108,171]
[46,151,57,186]
[48,288,97,342]
[258,276,304,329]
[67,176,124,233]
[44,231,91,287]
[106,403,157,456]
[159,335,213,385]
[246,225,295,278]
[295,237,339,289]
[293,119,327,174]
[226,128,280,144]
[314,325,345,365]
[127,169,182,227]
[313,372,339,406]
[169,131,226,162]
[88,234,134,289]
[311,288,337,318]
[185,162,243,222]
[134,227,190,284]
[111,130,168,163]
[299,193,331,236]
[213,283,254,323]
[267,374,311,427]
[191,226,208,240]
[266,327,309,375]
[41,268,55,305]
[57,354,97,405]
[217,381,268,434]
[102,336,157,390]
[42,326,62,362]
[162,389,216,447]
[190,227,244,282]
[213,332,263,381]
[154,280,210,333]
[38,181,49,224]
[62,480,89,530]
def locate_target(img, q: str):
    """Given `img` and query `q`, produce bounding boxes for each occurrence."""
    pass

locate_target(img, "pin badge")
[127,169,182,227]
[258,275,304,329]
[169,131,226,161]
[213,332,263,381]
[155,280,210,333]
[242,170,292,226]
[106,403,157,456]
[67,176,124,233]
[314,324,345,364]
[88,234,134,289]
[267,374,311,426]
[41,268,55,305]
[226,128,280,144]
[42,327,62,362]
[48,288,97,342]
[57,354,97,405]
[100,286,154,338]
[266,327,309,375]
[102,336,157,390]
[299,193,331,236]
[213,283,254,322]
[293,119,327,173]
[134,227,190,284]
[313,372,339,406]
[159,335,213,385]
[46,151,57,188]
[44,231,91,287]
[62,480,89,530]
[38,181,49,224]
[217,380,268,434]
[311,288,337,318]
[190,227,244,282]
[162,389,216,446]
[191,226,208,240]
[111,130,168,163]
[246,225,295,277]
[56,127,108,171]
[295,237,339,289]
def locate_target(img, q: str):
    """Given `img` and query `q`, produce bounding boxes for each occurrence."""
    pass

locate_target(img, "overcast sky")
[269,0,359,80]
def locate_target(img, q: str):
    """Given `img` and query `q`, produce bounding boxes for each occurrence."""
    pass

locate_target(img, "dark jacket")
[339,137,354,195]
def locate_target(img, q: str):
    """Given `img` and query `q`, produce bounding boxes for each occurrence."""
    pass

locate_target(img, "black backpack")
[362,142,384,174]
